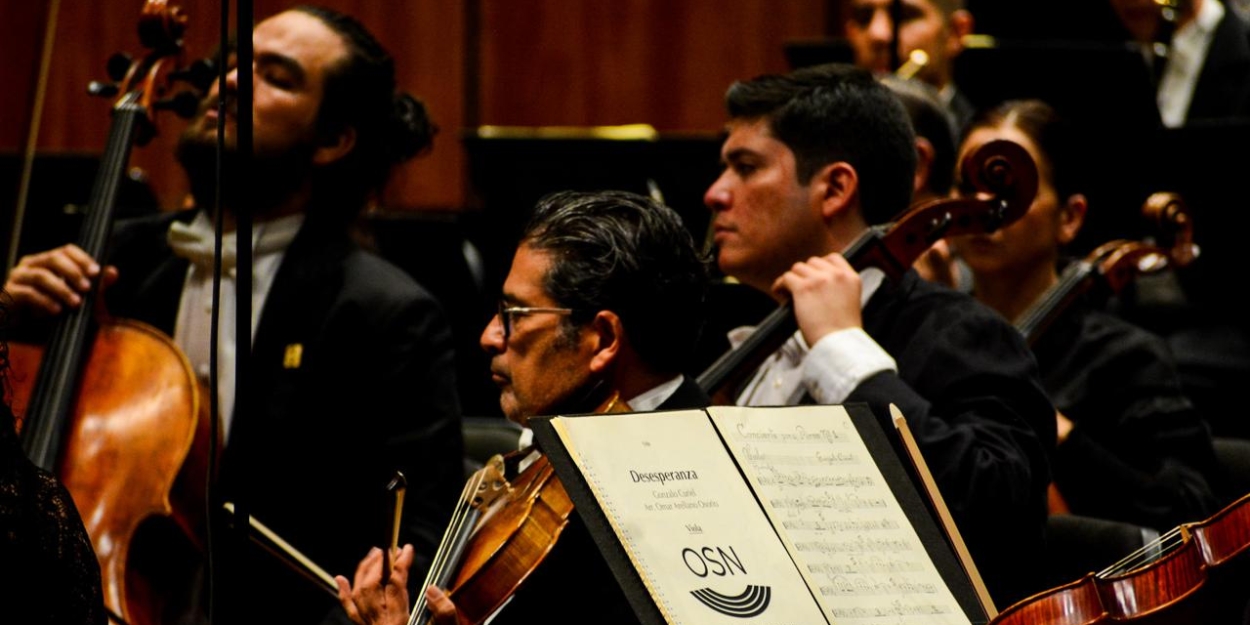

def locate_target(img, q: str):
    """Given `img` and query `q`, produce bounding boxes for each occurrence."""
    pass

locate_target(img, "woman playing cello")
[932,99,1227,539]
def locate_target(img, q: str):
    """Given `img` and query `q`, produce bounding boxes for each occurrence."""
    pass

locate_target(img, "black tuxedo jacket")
[105,209,464,623]
[850,269,1054,607]
[1187,7,1250,124]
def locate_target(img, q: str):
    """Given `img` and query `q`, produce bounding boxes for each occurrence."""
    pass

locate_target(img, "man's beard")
[175,126,317,219]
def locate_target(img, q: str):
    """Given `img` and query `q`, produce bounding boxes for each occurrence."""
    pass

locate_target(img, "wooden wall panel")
[251,0,468,212]
[1,1,465,213]
[0,3,47,150]
[476,0,830,130]
[3,0,833,217]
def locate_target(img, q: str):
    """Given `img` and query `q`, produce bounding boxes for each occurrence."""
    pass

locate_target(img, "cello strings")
[1015,260,1090,337]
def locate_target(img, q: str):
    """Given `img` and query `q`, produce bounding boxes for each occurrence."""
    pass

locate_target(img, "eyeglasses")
[497,301,576,341]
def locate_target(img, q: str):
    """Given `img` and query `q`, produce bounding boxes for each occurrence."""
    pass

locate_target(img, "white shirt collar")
[626,375,686,412]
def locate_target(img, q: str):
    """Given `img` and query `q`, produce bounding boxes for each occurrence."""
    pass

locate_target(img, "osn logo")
[690,585,772,618]
[682,546,771,618]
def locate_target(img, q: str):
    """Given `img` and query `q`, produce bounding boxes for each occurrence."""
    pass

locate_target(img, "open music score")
[531,404,986,625]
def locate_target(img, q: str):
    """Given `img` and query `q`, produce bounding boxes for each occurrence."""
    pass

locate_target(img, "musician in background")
[702,62,1055,606]
[1106,0,1250,127]
[940,99,1226,532]
[0,297,105,625]
[842,0,977,131]
[880,75,958,207]
[337,190,712,625]
[879,74,975,292]
[3,6,463,623]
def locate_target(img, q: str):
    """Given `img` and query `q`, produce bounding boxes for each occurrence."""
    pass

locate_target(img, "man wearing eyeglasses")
[337,189,712,625]
[484,200,710,422]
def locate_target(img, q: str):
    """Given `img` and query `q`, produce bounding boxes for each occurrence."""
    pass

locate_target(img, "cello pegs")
[168,57,217,93]
[154,91,201,119]
[106,52,133,82]
[87,82,119,98]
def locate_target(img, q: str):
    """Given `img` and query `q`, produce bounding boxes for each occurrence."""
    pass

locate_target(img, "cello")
[6,3,211,624]
[697,137,1040,404]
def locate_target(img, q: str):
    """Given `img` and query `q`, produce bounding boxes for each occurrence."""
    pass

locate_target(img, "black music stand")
[460,128,722,297]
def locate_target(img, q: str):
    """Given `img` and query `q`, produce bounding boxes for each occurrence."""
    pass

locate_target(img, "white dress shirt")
[168,210,304,437]
[1158,0,1224,128]
[732,267,898,407]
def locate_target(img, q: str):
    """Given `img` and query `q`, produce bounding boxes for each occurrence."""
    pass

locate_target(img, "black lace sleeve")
[0,445,107,625]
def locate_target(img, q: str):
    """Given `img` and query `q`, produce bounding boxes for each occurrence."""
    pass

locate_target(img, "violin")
[1015,191,1198,345]
[697,138,1040,405]
[6,3,210,624]
[989,491,1250,625]
[408,390,631,625]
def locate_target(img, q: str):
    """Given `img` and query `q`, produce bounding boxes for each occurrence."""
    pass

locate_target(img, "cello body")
[7,3,214,623]
[8,321,211,625]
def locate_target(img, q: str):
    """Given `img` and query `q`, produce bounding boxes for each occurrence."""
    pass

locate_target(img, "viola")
[697,138,1040,405]
[990,492,1250,625]
[408,390,631,625]
[6,3,211,624]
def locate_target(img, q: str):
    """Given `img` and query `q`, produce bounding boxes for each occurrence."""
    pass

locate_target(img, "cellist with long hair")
[3,6,464,623]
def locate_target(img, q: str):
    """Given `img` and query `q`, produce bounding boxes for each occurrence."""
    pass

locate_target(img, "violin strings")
[1098,526,1184,577]
[411,475,480,619]
[409,469,488,625]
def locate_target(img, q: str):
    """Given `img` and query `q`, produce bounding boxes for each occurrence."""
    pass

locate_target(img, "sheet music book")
[529,404,988,625]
